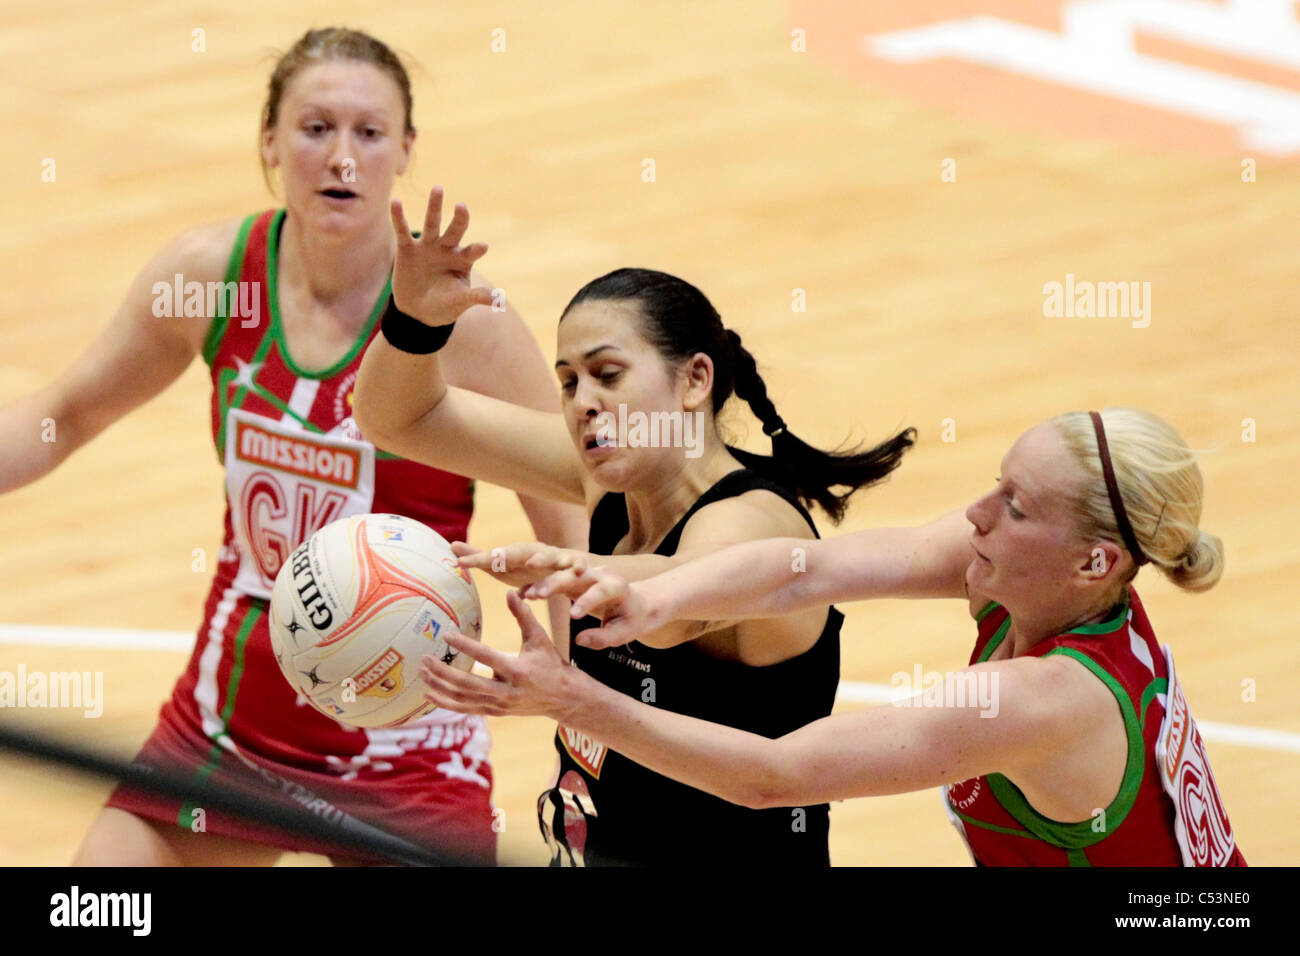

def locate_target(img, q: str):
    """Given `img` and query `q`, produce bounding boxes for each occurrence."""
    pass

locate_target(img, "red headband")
[1089,411,1148,566]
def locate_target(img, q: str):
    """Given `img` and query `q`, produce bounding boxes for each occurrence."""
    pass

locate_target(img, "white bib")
[1154,644,1238,866]
[224,408,376,599]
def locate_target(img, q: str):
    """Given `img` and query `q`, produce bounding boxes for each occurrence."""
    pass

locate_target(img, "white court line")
[835,681,1300,755]
[1195,721,1300,755]
[2,623,1297,755]
[0,624,193,652]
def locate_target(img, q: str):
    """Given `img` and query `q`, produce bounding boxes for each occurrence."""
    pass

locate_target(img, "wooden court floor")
[1,1,1296,865]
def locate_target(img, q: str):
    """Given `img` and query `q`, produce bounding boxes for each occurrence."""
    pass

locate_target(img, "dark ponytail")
[562,268,916,524]
[726,330,915,523]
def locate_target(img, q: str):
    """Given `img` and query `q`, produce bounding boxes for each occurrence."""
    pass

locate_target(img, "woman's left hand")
[422,590,576,720]
[452,540,591,588]
[389,187,494,326]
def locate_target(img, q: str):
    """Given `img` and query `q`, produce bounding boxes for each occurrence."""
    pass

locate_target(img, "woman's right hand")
[524,565,655,649]
[421,590,581,721]
[390,187,495,326]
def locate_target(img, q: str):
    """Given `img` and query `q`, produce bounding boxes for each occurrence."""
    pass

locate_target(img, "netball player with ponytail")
[430,408,1247,866]
[352,208,916,865]
[0,28,586,865]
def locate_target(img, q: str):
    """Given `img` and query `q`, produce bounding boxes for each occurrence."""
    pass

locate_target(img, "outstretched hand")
[452,540,592,589]
[421,590,576,720]
[523,565,652,650]
[390,187,494,326]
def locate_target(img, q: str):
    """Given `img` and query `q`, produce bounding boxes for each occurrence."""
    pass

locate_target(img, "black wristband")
[380,297,455,354]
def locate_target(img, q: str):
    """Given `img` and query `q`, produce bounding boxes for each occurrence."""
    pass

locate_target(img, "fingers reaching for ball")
[441,628,510,673]
[521,563,604,601]
[421,654,512,716]
[422,591,573,720]
[452,540,592,588]
[523,567,647,649]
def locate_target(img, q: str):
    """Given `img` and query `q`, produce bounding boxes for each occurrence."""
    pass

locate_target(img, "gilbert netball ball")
[268,514,482,728]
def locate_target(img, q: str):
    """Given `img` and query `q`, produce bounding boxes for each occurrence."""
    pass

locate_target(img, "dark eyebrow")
[555,345,621,369]
[296,105,388,121]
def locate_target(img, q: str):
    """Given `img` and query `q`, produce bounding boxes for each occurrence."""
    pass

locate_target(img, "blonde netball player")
[428,409,1247,866]
[0,28,586,865]
[351,200,916,865]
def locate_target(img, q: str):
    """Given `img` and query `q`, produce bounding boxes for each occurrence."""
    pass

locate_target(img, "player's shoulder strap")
[587,468,818,557]
[201,209,276,367]
[970,601,1010,665]
[656,468,819,557]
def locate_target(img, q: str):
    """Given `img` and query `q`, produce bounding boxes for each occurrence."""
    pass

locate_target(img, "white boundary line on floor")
[0,624,194,652]
[3,623,1297,754]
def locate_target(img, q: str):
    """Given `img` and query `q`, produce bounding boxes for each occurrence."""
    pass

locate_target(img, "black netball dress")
[538,469,843,866]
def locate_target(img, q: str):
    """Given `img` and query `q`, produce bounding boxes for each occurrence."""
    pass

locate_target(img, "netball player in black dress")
[353,190,914,864]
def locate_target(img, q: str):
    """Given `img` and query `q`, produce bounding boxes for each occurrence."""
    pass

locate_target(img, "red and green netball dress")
[943,587,1245,867]
[107,209,495,862]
